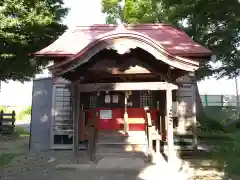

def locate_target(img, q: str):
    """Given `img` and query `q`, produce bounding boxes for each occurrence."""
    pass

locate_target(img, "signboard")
[100,110,112,120]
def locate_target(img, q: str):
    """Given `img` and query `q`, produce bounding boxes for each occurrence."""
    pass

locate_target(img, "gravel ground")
[0,152,145,180]
[0,151,226,180]
[188,168,224,180]
[1,152,60,180]
[0,136,230,180]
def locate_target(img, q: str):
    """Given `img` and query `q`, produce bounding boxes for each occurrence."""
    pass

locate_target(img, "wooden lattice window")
[53,86,73,134]
[112,94,119,103]
[140,91,152,108]
[89,95,97,108]
[104,94,111,104]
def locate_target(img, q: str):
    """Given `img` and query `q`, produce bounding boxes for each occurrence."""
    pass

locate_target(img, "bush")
[197,114,226,133]
[197,112,240,176]
[16,106,31,121]
[212,132,240,175]
[14,126,29,136]
[0,106,8,112]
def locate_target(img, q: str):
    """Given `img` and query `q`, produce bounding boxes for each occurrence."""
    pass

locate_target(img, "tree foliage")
[0,0,68,81]
[101,0,240,80]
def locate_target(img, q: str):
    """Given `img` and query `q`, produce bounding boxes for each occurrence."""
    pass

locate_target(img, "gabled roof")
[50,31,200,73]
[33,24,213,57]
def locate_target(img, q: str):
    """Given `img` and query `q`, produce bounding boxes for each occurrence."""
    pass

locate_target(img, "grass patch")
[14,126,29,137]
[195,114,240,178]
[188,131,240,178]
[0,126,29,141]
[0,153,19,166]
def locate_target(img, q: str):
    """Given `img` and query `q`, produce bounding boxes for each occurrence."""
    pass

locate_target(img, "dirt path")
[0,136,29,155]
[0,137,228,180]
[1,151,224,180]
[1,155,226,180]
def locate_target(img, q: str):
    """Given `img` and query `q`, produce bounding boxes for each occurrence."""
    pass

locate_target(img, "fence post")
[12,110,16,126]
[0,110,3,133]
[221,95,224,106]
[205,95,208,106]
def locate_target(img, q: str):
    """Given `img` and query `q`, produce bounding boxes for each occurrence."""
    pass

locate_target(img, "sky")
[0,0,239,106]
[62,0,105,27]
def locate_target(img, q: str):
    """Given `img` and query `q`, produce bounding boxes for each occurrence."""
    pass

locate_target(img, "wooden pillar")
[79,105,85,142]
[156,101,160,131]
[71,82,79,154]
[192,83,198,149]
[156,101,160,153]
[88,110,97,161]
[75,85,80,152]
[166,83,174,164]
[156,139,160,154]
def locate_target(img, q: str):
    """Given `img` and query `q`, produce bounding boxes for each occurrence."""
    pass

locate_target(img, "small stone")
[7,170,12,174]
[48,157,56,163]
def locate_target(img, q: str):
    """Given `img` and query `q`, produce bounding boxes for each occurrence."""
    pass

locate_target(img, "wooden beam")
[78,82,178,92]
[166,83,174,165]
[80,73,161,83]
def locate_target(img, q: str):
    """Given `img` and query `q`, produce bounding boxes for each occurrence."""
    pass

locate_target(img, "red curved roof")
[34,24,213,57]
[50,31,200,72]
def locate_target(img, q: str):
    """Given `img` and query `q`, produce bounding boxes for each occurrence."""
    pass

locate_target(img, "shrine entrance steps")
[95,130,150,162]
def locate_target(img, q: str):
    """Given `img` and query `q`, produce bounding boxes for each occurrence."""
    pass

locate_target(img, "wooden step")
[96,152,151,163]
[97,131,146,137]
[95,130,149,161]
[96,143,148,153]
[97,136,147,144]
[97,131,147,144]
[97,140,147,145]
[162,138,194,145]
[96,152,148,158]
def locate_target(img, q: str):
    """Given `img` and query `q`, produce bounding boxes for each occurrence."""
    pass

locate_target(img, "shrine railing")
[145,109,163,161]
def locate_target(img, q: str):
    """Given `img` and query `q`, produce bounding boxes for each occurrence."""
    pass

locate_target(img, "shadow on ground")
[179,133,240,180]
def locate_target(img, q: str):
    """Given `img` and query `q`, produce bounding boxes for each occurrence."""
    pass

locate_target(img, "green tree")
[101,0,240,80]
[0,0,68,82]
[16,106,31,121]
